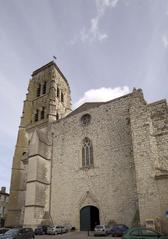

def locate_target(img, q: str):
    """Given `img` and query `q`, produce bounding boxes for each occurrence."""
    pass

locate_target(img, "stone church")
[6,61,168,232]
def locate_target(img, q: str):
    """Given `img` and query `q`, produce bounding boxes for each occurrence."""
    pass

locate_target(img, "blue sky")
[0,0,168,192]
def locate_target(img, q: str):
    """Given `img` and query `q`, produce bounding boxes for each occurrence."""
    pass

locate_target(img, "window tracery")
[82,137,93,168]
[81,114,91,126]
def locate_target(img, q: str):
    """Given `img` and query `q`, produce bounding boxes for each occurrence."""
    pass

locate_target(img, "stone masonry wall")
[49,94,138,229]
[149,100,168,233]
[130,91,168,233]
[23,129,51,228]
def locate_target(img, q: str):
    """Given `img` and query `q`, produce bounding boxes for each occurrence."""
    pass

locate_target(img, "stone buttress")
[130,89,168,232]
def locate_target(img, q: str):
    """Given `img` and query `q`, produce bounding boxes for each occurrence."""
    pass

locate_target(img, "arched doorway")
[80,206,100,231]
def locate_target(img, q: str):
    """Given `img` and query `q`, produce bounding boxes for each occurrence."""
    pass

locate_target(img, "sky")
[0,0,168,192]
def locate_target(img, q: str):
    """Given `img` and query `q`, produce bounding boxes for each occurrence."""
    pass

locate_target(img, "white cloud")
[74,86,129,108]
[69,0,119,44]
[80,16,108,43]
[99,33,108,41]
[96,0,119,12]
[162,34,168,48]
[80,0,119,43]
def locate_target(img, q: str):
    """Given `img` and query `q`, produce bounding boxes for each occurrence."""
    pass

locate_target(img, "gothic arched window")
[36,84,41,97]
[42,81,47,94]
[81,114,91,126]
[82,137,93,168]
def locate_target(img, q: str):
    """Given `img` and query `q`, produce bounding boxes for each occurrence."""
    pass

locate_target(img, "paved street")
[36,232,121,239]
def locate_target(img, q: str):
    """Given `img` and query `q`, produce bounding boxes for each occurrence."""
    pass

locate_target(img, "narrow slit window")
[61,92,64,102]
[34,109,39,122]
[57,87,60,98]
[36,84,41,97]
[42,81,46,94]
[41,107,45,119]
[56,113,59,120]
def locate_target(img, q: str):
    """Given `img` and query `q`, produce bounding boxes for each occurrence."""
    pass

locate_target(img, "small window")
[61,92,64,102]
[42,81,46,94]
[34,109,39,122]
[56,113,59,120]
[41,107,45,120]
[81,114,91,126]
[82,137,93,168]
[57,87,60,98]
[36,84,41,97]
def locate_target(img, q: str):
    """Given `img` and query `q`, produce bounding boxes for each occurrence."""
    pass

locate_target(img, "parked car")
[0,228,34,239]
[63,224,72,232]
[34,225,49,235]
[0,228,10,236]
[41,225,49,234]
[47,226,54,235]
[34,226,44,235]
[94,225,111,236]
[123,227,168,239]
[110,224,128,237]
[47,225,67,235]
[54,225,67,234]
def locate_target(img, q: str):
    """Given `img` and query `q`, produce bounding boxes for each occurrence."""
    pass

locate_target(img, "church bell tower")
[6,61,72,226]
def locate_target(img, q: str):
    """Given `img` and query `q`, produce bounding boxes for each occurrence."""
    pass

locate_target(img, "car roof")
[4,228,20,233]
[7,228,20,231]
